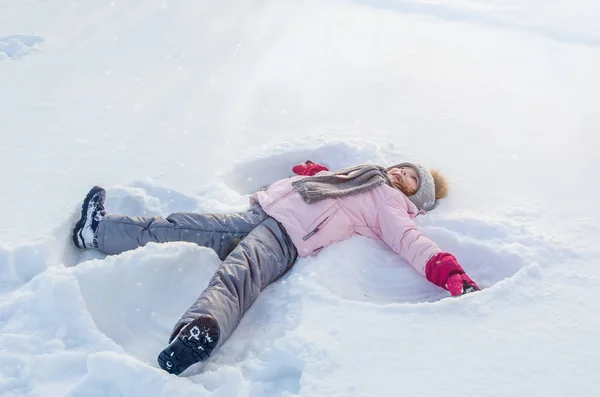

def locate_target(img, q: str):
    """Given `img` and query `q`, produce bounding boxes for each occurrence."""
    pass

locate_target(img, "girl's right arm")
[376,197,480,296]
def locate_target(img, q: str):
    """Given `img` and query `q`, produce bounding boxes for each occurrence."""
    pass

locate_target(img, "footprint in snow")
[0,34,45,61]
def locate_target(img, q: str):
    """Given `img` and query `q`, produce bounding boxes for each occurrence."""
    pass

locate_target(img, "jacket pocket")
[302,206,338,241]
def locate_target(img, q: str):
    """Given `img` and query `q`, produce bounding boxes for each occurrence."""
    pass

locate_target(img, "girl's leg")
[157,216,297,375]
[96,205,267,259]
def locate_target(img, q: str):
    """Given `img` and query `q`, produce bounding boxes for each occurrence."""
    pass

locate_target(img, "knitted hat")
[386,162,436,211]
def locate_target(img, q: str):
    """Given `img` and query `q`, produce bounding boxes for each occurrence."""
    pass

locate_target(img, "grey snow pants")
[95,205,298,348]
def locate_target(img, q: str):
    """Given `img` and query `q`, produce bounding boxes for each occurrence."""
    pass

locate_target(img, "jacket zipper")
[303,216,330,241]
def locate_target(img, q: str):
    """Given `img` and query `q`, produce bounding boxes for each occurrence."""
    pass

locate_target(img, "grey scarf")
[291,165,392,204]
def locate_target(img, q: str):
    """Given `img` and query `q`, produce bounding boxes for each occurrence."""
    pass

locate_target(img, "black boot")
[157,315,220,375]
[72,186,106,249]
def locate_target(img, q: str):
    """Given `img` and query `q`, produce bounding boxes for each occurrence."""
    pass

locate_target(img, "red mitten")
[292,160,329,176]
[425,253,480,296]
[446,273,480,296]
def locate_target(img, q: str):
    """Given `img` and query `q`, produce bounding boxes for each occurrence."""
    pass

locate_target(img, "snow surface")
[1,0,599,396]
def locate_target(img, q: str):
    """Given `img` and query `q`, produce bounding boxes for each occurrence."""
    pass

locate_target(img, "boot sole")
[72,186,105,249]
[157,318,219,375]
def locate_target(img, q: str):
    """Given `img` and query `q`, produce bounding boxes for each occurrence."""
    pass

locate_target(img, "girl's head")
[386,163,449,211]
[387,166,419,196]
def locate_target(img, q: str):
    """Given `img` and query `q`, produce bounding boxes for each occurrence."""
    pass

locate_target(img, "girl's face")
[387,166,419,195]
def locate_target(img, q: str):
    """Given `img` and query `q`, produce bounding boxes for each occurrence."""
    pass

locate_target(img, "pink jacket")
[251,173,441,276]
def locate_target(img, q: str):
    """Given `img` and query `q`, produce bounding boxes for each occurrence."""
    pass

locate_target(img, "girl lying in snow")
[71,160,479,375]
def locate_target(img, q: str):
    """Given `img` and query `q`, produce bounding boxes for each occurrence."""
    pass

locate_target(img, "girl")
[72,160,479,376]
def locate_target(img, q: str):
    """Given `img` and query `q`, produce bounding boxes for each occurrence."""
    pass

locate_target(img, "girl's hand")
[292,161,329,176]
[425,253,480,296]
[446,273,480,296]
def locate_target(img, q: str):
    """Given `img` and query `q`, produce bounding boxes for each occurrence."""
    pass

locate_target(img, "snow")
[0,34,45,61]
[1,0,598,396]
